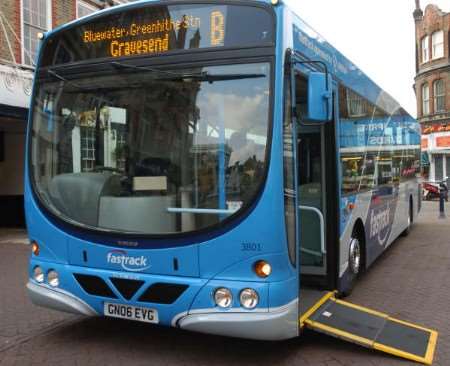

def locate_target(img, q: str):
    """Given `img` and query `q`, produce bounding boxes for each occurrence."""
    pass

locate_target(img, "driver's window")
[295,72,308,121]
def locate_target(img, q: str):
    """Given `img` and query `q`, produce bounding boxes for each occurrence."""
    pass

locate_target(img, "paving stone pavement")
[0,202,449,366]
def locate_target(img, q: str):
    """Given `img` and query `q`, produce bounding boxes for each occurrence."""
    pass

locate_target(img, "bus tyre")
[401,199,413,237]
[349,238,361,276]
[339,233,364,298]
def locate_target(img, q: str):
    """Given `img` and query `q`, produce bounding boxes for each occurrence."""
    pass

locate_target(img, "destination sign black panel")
[41,4,274,66]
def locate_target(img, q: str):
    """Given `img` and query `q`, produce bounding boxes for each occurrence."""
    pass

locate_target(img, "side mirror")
[307,72,333,122]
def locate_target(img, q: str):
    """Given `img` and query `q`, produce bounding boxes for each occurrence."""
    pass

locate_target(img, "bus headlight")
[47,270,59,287]
[214,288,233,308]
[240,288,259,309]
[33,266,44,283]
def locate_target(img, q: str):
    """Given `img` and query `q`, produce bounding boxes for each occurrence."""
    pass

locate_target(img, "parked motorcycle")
[423,180,448,201]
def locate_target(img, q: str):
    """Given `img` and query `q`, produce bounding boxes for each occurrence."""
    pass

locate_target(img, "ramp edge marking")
[306,319,438,365]
[424,329,438,365]
[299,291,335,328]
[375,316,438,365]
[374,323,438,366]
[374,329,437,366]
[303,319,374,347]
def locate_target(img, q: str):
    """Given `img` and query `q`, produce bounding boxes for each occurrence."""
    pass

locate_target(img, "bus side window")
[339,85,391,195]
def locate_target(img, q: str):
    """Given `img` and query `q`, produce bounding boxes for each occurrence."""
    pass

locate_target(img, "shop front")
[0,64,33,227]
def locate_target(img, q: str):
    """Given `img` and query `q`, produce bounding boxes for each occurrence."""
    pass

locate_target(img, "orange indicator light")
[31,242,40,256]
[254,260,272,278]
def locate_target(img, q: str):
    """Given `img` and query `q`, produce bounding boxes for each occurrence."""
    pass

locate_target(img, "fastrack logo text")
[370,207,391,241]
[107,250,150,272]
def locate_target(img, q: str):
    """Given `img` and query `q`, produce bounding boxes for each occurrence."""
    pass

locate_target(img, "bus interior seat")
[48,172,121,226]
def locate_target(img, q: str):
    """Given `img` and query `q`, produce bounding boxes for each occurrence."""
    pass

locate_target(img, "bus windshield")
[30,62,271,235]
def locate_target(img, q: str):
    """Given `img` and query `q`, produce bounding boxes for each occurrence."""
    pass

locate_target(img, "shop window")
[446,157,450,181]
[435,155,443,182]
[433,79,445,113]
[431,31,444,60]
[23,0,51,66]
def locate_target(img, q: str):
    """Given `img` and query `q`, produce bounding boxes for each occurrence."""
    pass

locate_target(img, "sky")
[284,0,449,117]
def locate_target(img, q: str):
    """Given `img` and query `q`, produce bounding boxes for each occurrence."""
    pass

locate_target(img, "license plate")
[104,302,159,324]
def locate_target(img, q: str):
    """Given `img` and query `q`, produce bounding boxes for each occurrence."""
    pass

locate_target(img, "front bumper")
[27,260,299,340]
[175,299,299,340]
[28,279,299,340]
[27,281,97,316]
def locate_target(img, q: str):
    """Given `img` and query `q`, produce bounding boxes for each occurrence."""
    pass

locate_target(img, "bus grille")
[110,278,145,300]
[73,274,117,298]
[73,274,188,304]
[138,283,188,304]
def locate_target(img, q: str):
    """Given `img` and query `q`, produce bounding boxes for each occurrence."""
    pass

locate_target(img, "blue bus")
[26,0,422,343]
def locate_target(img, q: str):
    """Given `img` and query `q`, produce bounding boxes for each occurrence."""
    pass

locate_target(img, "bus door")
[298,123,327,275]
[293,70,337,283]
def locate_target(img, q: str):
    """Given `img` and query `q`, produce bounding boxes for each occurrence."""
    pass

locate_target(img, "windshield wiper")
[47,69,96,93]
[110,61,204,78]
[46,68,116,106]
[110,61,266,83]
[177,73,266,83]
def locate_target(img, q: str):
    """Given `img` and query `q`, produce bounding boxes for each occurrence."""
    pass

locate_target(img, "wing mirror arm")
[290,56,334,123]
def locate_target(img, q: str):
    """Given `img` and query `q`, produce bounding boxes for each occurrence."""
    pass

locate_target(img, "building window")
[422,83,430,116]
[434,79,445,113]
[346,89,367,117]
[446,157,450,182]
[431,30,444,59]
[421,36,429,63]
[435,155,443,182]
[81,127,96,172]
[115,129,126,171]
[77,1,98,18]
[23,0,51,66]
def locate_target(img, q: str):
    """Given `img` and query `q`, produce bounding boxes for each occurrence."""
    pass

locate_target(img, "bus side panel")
[338,112,421,276]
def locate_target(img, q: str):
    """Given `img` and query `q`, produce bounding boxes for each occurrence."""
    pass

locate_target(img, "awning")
[0,64,33,110]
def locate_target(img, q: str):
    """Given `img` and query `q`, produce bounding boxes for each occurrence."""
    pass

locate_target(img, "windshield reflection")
[31,62,271,234]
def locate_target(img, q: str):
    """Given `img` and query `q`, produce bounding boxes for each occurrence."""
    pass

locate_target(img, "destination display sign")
[41,4,274,66]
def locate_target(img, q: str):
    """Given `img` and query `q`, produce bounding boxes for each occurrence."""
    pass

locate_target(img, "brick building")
[413,0,450,182]
[0,0,130,227]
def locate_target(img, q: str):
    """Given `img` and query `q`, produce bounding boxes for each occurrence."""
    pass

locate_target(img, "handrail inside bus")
[299,205,326,255]
[300,247,323,258]
[167,208,237,215]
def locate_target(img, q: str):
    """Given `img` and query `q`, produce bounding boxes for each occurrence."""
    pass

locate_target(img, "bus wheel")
[349,238,361,275]
[401,198,413,237]
[339,228,365,298]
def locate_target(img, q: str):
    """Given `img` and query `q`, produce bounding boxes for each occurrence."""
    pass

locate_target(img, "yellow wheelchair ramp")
[300,292,438,365]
